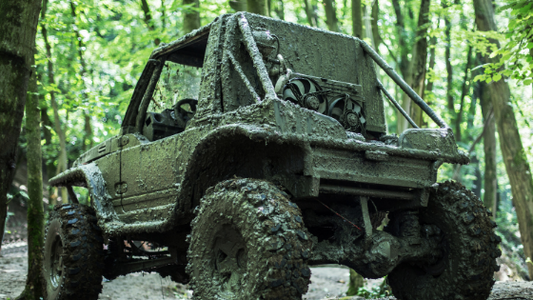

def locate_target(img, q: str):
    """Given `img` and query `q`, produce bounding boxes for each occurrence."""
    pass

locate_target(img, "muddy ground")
[1,247,532,300]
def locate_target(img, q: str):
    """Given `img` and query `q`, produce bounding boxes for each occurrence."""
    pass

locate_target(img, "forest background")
[1,0,532,297]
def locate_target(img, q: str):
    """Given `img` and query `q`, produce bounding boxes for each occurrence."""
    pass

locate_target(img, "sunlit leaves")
[473,0,533,85]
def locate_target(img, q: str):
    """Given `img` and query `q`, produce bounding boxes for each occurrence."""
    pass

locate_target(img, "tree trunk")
[474,0,533,279]
[352,0,363,38]
[70,1,93,152]
[16,59,45,300]
[479,80,497,216]
[183,0,200,34]
[161,0,166,28]
[303,0,317,27]
[391,0,410,78]
[0,0,42,250]
[140,0,155,30]
[323,0,339,32]
[363,6,373,44]
[443,1,454,114]
[371,0,380,52]
[246,0,268,16]
[454,46,473,142]
[407,0,431,128]
[471,155,483,198]
[391,0,411,132]
[272,0,284,20]
[425,22,438,96]
[229,0,248,12]
[41,0,68,204]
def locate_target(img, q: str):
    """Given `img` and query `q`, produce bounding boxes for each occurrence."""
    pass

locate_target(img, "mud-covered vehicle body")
[44,12,500,300]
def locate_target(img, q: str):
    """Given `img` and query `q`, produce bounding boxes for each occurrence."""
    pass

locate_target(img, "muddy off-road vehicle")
[44,12,500,300]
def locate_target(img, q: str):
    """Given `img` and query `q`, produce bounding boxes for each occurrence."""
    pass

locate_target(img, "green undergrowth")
[355,277,392,299]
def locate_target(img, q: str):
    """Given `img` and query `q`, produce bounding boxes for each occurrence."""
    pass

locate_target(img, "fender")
[49,163,121,233]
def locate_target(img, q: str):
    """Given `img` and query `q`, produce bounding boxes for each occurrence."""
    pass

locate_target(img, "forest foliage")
[6,0,533,281]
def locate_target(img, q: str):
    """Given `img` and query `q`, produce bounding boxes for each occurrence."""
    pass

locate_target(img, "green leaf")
[493,73,502,82]
[473,74,485,82]
[524,79,533,85]
[520,3,533,15]
[486,77,493,83]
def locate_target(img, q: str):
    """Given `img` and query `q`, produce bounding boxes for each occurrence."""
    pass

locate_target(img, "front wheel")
[187,179,312,300]
[387,181,501,300]
[42,204,104,300]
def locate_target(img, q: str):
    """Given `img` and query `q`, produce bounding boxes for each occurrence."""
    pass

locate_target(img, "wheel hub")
[213,225,247,293]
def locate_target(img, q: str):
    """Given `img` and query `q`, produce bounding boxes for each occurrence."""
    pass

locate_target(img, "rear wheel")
[387,181,501,300]
[42,204,104,300]
[187,179,312,300]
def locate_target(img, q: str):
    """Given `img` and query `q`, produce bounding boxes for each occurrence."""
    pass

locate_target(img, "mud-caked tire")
[387,181,501,300]
[187,179,313,300]
[42,204,105,300]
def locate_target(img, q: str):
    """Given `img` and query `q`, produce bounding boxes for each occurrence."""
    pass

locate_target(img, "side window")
[143,61,201,141]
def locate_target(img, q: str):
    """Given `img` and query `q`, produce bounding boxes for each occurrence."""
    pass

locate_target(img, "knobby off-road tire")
[187,179,313,300]
[387,181,501,300]
[42,204,105,300]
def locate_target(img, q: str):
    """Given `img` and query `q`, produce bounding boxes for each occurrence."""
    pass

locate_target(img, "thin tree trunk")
[443,1,454,114]
[229,0,248,12]
[352,0,363,38]
[17,60,45,300]
[183,0,200,34]
[479,79,497,217]
[474,0,533,279]
[0,0,43,250]
[161,0,166,28]
[323,0,340,32]
[273,0,284,20]
[363,6,373,44]
[391,0,411,132]
[247,0,268,16]
[407,0,431,127]
[425,22,438,96]
[41,106,52,145]
[371,0,380,52]
[391,0,410,78]
[83,115,93,152]
[41,0,68,204]
[303,0,317,27]
[140,0,155,30]
[454,46,473,142]
[70,1,93,152]
[471,155,482,198]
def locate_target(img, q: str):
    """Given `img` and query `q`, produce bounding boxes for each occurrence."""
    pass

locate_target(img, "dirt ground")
[1,247,532,300]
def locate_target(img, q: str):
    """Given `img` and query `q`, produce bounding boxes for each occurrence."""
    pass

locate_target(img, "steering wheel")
[173,98,198,125]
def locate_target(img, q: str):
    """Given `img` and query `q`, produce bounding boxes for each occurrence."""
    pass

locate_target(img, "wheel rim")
[49,232,63,289]
[213,224,247,295]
